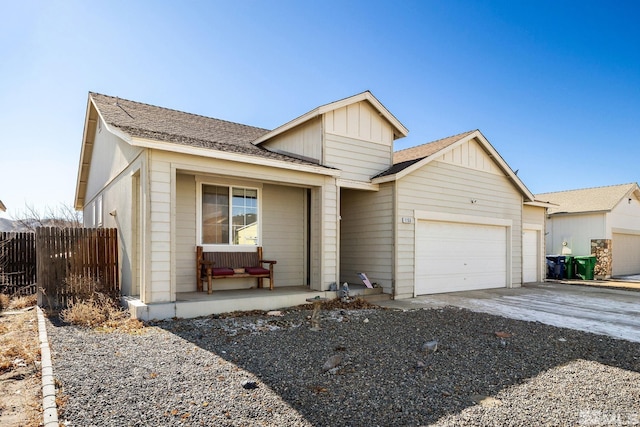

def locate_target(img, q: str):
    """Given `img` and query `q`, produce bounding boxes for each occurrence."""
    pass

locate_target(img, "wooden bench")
[196,246,276,294]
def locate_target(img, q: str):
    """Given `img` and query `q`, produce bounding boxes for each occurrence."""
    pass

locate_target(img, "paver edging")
[37,306,59,427]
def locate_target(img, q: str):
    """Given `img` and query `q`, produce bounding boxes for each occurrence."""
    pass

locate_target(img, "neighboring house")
[537,183,640,277]
[75,91,548,319]
[0,200,6,212]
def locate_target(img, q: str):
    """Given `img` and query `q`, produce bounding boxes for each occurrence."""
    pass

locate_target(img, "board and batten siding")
[260,118,322,163]
[323,101,394,183]
[85,117,143,202]
[261,184,306,287]
[395,159,523,299]
[340,186,394,294]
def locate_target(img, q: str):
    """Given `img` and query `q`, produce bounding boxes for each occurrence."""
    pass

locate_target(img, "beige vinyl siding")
[523,204,546,225]
[309,186,322,289]
[148,152,172,302]
[523,205,546,283]
[262,184,305,287]
[84,157,144,296]
[322,178,339,289]
[395,160,522,299]
[260,117,322,162]
[175,174,196,292]
[85,117,143,201]
[324,133,392,182]
[340,185,394,293]
[546,213,605,256]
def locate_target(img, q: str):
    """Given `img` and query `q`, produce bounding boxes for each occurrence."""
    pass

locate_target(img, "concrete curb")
[36,307,59,427]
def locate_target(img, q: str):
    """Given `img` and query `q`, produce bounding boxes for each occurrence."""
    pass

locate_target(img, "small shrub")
[60,292,144,332]
[60,292,120,327]
[10,294,37,310]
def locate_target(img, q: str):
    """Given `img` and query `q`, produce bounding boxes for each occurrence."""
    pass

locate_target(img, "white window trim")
[196,178,262,251]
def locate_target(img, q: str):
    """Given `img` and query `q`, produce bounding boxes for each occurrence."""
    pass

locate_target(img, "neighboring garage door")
[522,229,538,283]
[612,233,640,276]
[416,220,508,294]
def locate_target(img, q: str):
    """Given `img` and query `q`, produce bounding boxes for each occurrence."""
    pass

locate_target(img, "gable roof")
[536,183,640,215]
[89,92,322,164]
[0,200,5,212]
[252,91,409,145]
[372,129,535,201]
[75,93,341,209]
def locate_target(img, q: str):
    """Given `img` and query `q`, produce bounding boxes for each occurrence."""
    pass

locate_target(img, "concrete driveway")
[377,282,640,343]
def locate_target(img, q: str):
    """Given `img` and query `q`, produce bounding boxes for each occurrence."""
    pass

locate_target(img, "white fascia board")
[252,91,408,146]
[371,173,398,184]
[548,210,609,217]
[129,136,341,177]
[525,201,556,208]
[337,179,379,191]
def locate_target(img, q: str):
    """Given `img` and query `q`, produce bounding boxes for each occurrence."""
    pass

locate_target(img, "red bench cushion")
[212,267,235,276]
[244,266,270,275]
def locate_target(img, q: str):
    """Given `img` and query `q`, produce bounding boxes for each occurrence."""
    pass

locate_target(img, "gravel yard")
[47,305,640,426]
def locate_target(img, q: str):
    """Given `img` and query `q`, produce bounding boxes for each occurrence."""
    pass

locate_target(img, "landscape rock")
[241,380,259,390]
[322,354,344,372]
[422,340,438,353]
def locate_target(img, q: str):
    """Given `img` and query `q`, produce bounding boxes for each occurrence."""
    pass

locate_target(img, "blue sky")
[1,0,639,218]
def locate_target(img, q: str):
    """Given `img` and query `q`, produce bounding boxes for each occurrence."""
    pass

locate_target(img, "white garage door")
[522,229,538,283]
[612,233,640,276]
[416,221,508,294]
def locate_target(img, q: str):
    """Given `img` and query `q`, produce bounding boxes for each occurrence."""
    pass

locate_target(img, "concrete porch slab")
[123,285,384,321]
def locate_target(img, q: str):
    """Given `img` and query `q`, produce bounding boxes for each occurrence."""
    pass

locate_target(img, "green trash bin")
[564,256,575,279]
[574,256,596,280]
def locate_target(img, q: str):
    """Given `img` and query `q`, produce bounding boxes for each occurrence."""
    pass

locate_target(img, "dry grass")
[55,275,144,333]
[0,297,39,373]
[60,291,144,333]
[10,294,37,310]
[0,294,42,426]
[0,294,9,311]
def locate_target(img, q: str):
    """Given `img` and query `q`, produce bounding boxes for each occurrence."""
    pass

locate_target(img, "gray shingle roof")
[374,130,476,178]
[536,183,640,214]
[89,93,324,166]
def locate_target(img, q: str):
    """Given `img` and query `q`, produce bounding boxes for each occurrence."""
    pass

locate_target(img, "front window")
[202,184,258,245]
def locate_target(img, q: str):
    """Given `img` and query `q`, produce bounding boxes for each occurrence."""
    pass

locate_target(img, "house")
[536,183,640,277]
[75,91,548,319]
[0,200,5,212]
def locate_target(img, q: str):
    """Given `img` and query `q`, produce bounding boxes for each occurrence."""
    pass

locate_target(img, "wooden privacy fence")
[36,227,119,309]
[0,232,37,295]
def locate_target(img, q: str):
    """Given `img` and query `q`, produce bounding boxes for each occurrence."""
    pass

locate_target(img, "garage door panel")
[416,221,507,294]
[613,233,640,276]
